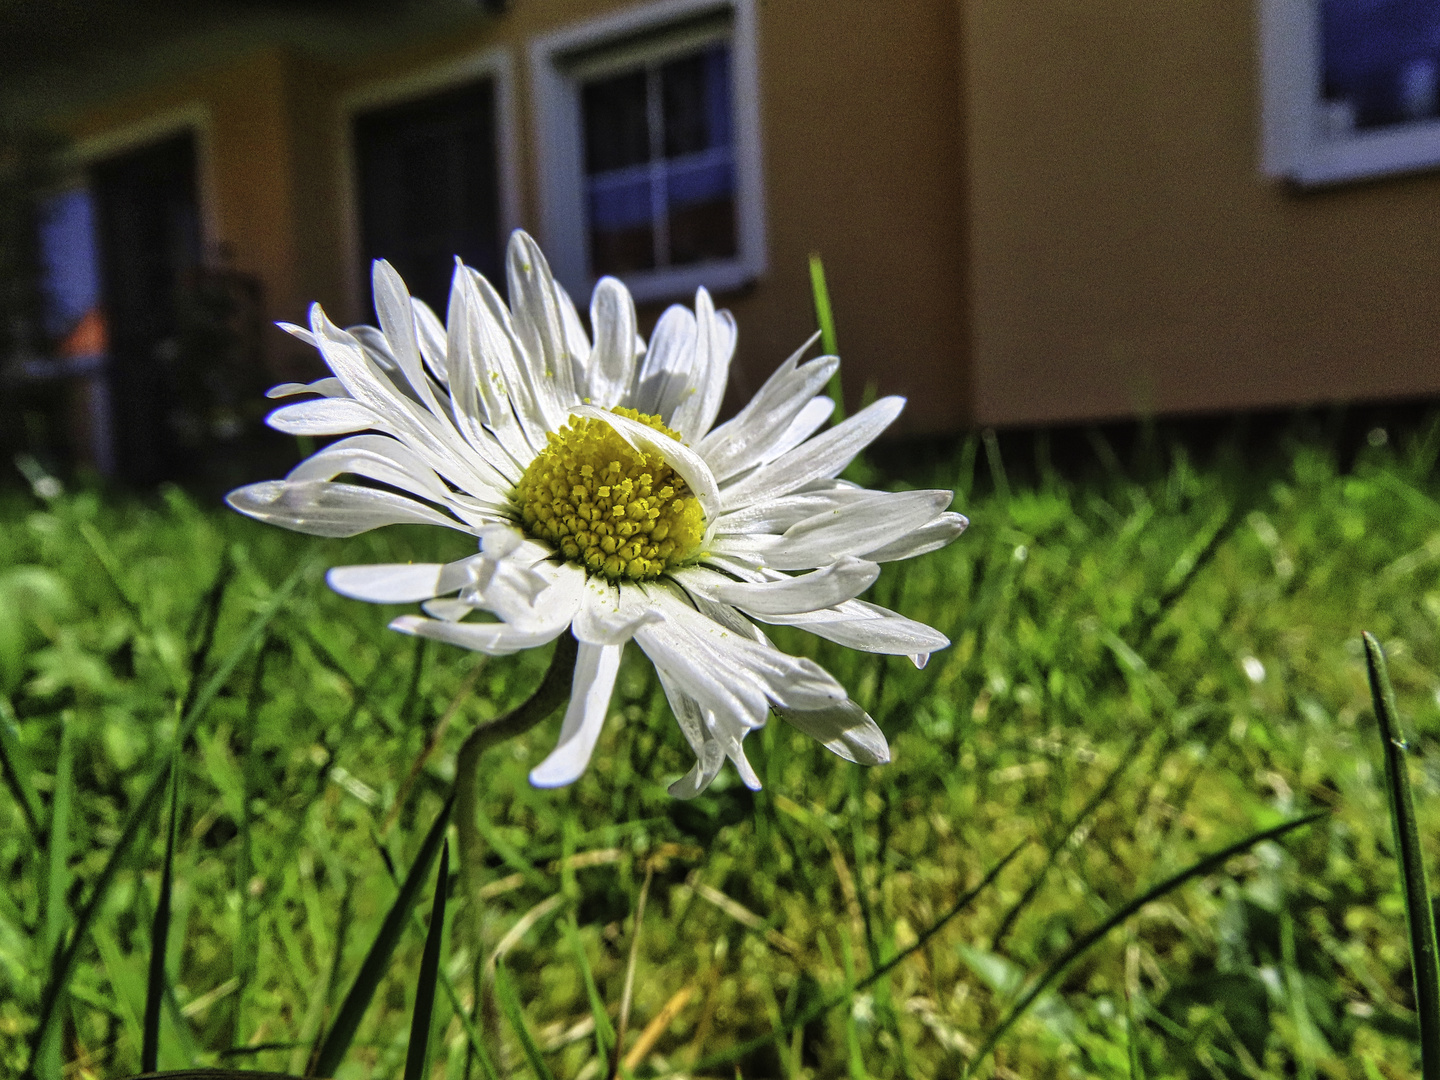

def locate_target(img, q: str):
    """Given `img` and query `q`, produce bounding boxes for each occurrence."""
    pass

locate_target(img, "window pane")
[662,45,731,157]
[583,70,651,173]
[666,157,736,265]
[589,173,656,274]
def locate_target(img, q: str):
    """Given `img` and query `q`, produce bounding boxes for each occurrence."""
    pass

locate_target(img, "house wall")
[964,0,1440,427]
[60,0,971,432]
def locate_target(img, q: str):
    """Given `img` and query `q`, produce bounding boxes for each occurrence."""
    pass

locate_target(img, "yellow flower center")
[514,407,705,581]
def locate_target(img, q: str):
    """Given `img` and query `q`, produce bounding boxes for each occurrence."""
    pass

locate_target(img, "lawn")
[3,421,1440,1079]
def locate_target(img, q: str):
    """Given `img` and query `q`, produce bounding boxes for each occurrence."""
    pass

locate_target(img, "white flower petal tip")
[666,739,726,799]
[387,613,570,656]
[389,614,428,636]
[708,557,881,616]
[327,563,447,604]
[779,701,890,766]
[529,643,622,788]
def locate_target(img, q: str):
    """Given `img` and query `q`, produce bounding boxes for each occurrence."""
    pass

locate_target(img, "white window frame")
[528,0,765,303]
[1259,0,1440,186]
[338,47,520,317]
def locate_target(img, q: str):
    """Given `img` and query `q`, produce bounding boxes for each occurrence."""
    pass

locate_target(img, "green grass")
[3,423,1440,1078]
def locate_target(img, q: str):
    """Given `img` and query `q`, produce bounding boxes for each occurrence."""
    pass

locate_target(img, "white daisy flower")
[228,231,966,798]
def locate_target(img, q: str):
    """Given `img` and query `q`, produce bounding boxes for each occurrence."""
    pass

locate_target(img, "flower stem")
[453,632,578,1062]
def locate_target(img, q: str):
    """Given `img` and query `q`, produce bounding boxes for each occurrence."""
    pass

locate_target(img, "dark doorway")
[90,131,201,485]
[353,78,502,315]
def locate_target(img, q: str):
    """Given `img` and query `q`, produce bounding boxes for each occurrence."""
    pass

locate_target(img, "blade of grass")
[982,428,1010,502]
[1125,976,1143,1080]
[1364,631,1440,1078]
[28,560,309,1071]
[614,860,654,1074]
[990,735,1141,952]
[179,559,314,748]
[809,253,843,420]
[233,638,274,1048]
[961,810,1327,1077]
[176,553,234,722]
[563,912,616,1064]
[0,696,42,841]
[494,956,558,1080]
[405,840,449,1080]
[34,714,74,1080]
[28,763,168,1077]
[374,829,502,1080]
[686,839,1028,1075]
[142,752,183,1072]
[847,767,881,975]
[43,714,73,958]
[310,792,455,1079]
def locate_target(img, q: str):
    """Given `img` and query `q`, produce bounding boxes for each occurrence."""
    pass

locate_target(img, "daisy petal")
[778,699,890,765]
[572,579,664,645]
[309,306,512,498]
[466,269,547,442]
[628,304,696,420]
[226,480,467,537]
[713,482,868,536]
[286,434,455,505]
[720,396,905,511]
[667,728,726,798]
[554,279,593,375]
[862,512,970,563]
[698,557,881,616]
[372,260,448,417]
[763,599,950,659]
[508,231,580,419]
[327,561,469,604]
[347,324,400,371]
[266,377,345,399]
[422,597,474,621]
[389,613,571,656]
[411,296,450,385]
[669,288,733,442]
[764,489,955,570]
[530,642,623,788]
[758,396,834,465]
[586,276,638,408]
[697,341,835,480]
[266,397,379,436]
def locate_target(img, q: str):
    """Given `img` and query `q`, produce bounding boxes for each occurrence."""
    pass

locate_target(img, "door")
[353,77,502,314]
[89,132,201,485]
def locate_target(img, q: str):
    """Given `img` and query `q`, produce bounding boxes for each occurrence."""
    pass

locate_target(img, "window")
[581,40,736,275]
[530,0,764,302]
[1260,0,1440,185]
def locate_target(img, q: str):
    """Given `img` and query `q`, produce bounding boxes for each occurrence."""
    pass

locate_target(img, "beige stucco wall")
[964,0,1440,426]
[61,0,971,431]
